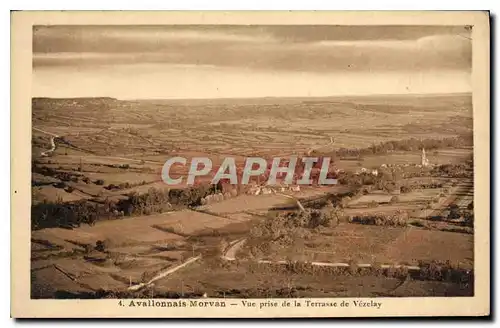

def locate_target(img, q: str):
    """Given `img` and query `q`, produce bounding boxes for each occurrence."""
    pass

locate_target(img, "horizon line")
[32,91,472,102]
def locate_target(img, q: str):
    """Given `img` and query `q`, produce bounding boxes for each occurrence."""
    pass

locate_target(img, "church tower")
[421,148,429,167]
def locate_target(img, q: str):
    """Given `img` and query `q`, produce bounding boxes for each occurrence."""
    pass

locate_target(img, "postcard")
[11,10,490,318]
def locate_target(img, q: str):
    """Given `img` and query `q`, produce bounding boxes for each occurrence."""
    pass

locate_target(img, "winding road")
[33,127,59,157]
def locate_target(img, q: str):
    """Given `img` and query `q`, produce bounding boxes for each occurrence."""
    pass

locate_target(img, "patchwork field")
[31,94,475,298]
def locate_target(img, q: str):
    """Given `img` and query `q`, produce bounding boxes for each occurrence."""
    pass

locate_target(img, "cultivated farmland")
[31,94,475,298]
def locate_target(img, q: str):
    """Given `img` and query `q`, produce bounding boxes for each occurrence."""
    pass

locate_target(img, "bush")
[463,211,474,227]
[66,186,75,193]
[105,184,120,190]
[95,240,108,252]
[400,185,411,193]
[95,179,105,185]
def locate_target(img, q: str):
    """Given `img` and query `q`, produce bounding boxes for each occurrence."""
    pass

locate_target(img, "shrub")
[105,184,120,190]
[447,205,461,221]
[400,185,411,193]
[463,211,474,227]
[95,240,108,252]
[95,179,105,185]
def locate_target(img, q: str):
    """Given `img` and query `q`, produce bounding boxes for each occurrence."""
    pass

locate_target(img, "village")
[202,146,435,202]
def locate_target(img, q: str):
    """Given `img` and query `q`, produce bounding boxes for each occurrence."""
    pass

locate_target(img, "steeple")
[421,147,429,167]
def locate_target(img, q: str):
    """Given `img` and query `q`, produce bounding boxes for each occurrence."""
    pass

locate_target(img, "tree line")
[317,135,472,159]
[31,183,225,230]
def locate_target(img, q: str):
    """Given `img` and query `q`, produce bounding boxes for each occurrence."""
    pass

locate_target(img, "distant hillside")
[31,92,472,110]
[32,97,121,111]
[33,97,118,101]
[132,92,472,106]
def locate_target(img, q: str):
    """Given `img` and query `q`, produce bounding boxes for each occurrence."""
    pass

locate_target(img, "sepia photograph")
[11,11,490,318]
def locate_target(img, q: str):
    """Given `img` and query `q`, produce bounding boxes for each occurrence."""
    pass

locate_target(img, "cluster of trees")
[253,203,344,239]
[337,165,459,196]
[114,184,222,216]
[32,199,103,230]
[348,210,409,227]
[278,205,344,230]
[337,172,374,187]
[245,204,345,259]
[337,170,400,193]
[447,203,474,227]
[101,163,131,169]
[32,164,113,189]
[31,183,226,230]
[400,182,444,193]
[116,189,172,216]
[104,181,147,191]
[431,163,473,178]
[417,260,474,283]
[330,136,472,159]
[32,165,81,184]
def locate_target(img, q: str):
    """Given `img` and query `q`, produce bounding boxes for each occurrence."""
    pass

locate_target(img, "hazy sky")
[32,25,472,99]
